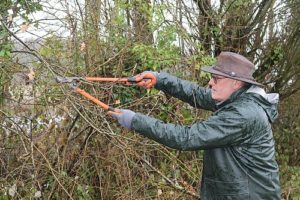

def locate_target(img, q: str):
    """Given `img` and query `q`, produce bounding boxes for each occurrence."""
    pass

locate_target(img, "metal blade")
[55,76,80,83]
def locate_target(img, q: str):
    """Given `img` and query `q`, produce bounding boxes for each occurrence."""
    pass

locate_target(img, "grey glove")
[110,109,136,129]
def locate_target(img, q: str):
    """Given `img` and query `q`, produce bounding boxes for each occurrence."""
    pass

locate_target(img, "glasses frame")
[211,75,227,84]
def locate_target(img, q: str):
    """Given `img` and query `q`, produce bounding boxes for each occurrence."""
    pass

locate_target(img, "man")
[109,52,281,199]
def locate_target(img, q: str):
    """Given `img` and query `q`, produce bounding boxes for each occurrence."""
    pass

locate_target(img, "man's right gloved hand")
[108,109,136,129]
[134,71,158,89]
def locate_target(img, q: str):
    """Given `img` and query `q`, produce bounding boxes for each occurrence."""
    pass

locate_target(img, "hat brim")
[202,65,264,87]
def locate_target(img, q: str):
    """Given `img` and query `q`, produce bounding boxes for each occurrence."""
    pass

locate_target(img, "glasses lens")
[213,76,217,84]
[212,75,225,84]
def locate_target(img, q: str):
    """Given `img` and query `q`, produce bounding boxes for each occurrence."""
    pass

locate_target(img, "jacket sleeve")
[131,105,252,150]
[155,72,216,111]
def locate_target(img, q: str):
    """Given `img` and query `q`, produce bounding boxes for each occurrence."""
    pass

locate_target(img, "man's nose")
[208,78,214,87]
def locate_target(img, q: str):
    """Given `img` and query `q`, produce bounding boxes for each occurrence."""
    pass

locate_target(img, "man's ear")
[233,80,244,89]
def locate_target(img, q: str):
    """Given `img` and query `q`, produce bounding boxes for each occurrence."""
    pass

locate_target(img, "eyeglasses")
[211,75,227,84]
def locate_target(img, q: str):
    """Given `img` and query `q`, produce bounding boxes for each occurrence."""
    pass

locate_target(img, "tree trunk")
[132,0,153,44]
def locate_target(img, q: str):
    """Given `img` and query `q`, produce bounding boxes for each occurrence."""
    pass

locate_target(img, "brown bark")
[132,0,153,44]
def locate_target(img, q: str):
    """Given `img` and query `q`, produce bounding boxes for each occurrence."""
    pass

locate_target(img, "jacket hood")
[246,85,279,123]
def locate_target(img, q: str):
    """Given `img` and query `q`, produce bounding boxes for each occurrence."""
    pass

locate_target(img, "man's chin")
[211,92,217,100]
[211,94,222,102]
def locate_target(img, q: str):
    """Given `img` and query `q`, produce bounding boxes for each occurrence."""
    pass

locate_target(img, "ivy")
[0,43,12,58]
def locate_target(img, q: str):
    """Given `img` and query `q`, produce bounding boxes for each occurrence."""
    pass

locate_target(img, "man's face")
[208,74,240,102]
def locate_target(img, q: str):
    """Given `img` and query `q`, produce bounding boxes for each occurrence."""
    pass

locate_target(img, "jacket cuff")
[131,112,154,134]
[155,71,170,90]
[131,113,143,131]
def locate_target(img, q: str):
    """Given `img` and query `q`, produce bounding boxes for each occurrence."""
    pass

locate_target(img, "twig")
[66,88,200,199]
[0,16,59,76]
[33,144,74,200]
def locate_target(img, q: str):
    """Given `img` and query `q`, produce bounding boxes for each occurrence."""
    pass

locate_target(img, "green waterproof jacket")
[131,72,281,199]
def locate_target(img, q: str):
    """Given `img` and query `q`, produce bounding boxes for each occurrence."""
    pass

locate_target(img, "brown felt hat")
[202,52,263,86]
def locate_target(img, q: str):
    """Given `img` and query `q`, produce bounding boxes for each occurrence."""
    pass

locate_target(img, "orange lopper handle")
[74,87,115,111]
[85,77,129,82]
[84,77,150,84]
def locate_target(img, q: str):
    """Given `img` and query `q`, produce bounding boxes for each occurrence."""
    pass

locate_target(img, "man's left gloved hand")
[108,109,136,129]
[134,71,158,89]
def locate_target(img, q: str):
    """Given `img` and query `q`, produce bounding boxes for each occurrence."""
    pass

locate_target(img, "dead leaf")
[80,42,86,51]
[27,68,35,81]
[8,184,17,197]
[34,191,42,198]
[20,23,30,32]
[157,189,163,196]
[8,15,13,22]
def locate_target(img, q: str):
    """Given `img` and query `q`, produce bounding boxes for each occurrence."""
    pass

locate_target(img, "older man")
[109,52,281,199]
